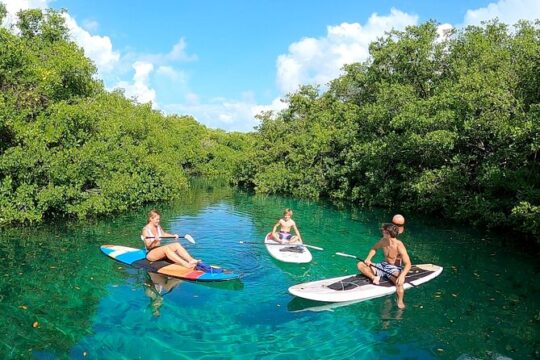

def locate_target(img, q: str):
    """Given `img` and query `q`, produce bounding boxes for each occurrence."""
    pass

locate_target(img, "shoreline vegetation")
[0,6,252,226]
[0,6,538,243]
[232,20,540,244]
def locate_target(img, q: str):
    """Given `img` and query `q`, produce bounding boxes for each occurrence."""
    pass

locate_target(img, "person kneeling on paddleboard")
[142,209,201,269]
[357,223,412,309]
[271,208,303,244]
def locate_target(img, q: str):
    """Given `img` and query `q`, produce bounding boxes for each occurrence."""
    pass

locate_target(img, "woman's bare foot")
[397,301,406,309]
[372,276,380,285]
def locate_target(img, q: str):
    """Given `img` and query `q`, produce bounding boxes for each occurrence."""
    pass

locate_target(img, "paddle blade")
[304,244,324,251]
[184,234,195,244]
[335,252,359,260]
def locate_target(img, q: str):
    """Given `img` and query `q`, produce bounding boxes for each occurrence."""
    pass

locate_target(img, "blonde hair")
[147,209,160,222]
[283,208,293,216]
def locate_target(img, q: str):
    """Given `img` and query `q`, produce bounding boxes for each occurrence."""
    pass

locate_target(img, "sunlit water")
[0,182,538,359]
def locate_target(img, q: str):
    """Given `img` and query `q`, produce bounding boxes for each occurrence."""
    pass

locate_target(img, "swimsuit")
[371,261,403,280]
[278,231,293,240]
[143,226,164,252]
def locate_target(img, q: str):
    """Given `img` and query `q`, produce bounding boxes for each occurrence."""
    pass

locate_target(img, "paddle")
[144,234,196,244]
[335,251,416,287]
[239,241,323,251]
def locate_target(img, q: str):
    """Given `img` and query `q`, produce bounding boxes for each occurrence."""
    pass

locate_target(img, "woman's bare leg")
[168,243,200,265]
[147,246,193,268]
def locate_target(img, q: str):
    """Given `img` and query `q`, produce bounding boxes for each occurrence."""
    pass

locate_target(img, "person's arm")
[142,227,160,249]
[364,241,382,265]
[395,242,412,286]
[271,220,282,242]
[160,226,179,239]
[272,221,281,233]
[292,221,302,242]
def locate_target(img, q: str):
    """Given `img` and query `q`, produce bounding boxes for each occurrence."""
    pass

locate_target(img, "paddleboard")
[288,264,442,302]
[264,233,312,264]
[100,245,241,282]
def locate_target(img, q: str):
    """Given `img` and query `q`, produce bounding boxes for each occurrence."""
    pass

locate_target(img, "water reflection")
[143,273,183,317]
[1,180,537,359]
[379,298,404,328]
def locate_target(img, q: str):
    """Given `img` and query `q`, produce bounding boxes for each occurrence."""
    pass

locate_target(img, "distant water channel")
[0,180,538,359]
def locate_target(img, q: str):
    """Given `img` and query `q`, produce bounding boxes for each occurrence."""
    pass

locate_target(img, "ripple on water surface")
[2,191,539,359]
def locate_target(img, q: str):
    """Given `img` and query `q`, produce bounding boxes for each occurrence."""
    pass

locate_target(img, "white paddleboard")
[264,233,312,264]
[288,264,442,302]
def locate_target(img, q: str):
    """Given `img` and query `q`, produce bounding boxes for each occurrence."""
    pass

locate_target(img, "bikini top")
[142,225,164,250]
[145,225,164,237]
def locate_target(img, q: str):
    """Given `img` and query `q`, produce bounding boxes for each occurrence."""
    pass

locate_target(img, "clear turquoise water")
[0,183,538,359]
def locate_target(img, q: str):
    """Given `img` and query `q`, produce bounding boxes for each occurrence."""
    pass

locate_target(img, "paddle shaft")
[145,236,188,239]
[239,241,323,251]
[144,234,195,244]
[335,252,416,287]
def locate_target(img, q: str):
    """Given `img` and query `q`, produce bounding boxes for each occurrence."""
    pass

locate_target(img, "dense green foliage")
[233,21,540,241]
[0,7,251,226]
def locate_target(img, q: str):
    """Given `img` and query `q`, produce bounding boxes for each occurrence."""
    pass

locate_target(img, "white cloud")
[159,93,289,132]
[156,66,187,82]
[81,19,99,32]
[251,97,288,117]
[437,23,453,38]
[185,92,199,104]
[0,3,430,132]
[1,0,120,75]
[1,0,49,28]
[62,14,120,73]
[276,8,418,95]
[105,39,196,110]
[3,0,48,9]
[162,93,275,132]
[464,0,540,26]
[114,61,156,105]
[137,37,198,65]
[167,38,198,62]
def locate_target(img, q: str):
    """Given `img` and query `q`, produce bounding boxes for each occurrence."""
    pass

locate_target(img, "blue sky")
[2,0,540,131]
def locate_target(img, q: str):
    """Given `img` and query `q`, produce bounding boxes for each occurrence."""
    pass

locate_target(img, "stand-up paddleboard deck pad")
[264,233,312,263]
[288,264,442,302]
[101,245,241,281]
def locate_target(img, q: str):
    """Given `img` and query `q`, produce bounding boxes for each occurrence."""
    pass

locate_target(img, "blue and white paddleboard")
[101,245,242,282]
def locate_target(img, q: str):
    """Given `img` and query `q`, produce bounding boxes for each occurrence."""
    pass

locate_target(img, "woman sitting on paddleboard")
[271,208,303,244]
[142,209,200,268]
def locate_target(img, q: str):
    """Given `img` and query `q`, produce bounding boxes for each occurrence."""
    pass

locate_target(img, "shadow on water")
[287,296,364,313]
